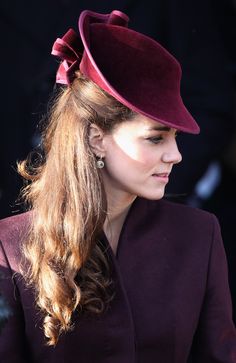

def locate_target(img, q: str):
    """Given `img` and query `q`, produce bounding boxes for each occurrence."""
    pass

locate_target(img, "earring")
[96,156,105,169]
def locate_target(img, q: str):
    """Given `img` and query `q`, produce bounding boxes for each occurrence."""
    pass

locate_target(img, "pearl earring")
[96,156,105,169]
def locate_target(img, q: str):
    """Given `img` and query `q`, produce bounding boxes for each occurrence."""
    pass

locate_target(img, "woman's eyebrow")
[147,126,171,131]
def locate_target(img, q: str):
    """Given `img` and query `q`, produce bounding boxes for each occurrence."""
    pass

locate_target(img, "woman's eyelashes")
[146,136,163,144]
[145,129,180,144]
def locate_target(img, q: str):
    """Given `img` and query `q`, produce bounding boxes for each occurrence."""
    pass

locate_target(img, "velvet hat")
[52,10,199,134]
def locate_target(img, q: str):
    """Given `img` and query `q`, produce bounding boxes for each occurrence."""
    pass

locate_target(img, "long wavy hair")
[18,71,135,346]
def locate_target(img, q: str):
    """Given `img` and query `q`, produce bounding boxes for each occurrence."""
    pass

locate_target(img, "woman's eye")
[147,136,163,144]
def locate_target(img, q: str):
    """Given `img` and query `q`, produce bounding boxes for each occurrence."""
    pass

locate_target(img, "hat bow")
[51,28,83,85]
[51,11,129,85]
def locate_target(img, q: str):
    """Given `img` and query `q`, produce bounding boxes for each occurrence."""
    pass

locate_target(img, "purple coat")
[0,197,236,362]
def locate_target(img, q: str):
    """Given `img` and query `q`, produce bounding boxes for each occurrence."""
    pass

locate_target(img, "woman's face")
[101,114,182,201]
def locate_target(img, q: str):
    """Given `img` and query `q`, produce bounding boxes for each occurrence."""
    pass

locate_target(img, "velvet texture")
[1,198,236,362]
[52,10,200,134]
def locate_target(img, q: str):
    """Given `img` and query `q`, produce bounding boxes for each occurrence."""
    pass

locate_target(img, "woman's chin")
[138,188,166,201]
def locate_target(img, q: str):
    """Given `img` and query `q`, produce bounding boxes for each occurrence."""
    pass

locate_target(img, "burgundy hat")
[52,10,199,134]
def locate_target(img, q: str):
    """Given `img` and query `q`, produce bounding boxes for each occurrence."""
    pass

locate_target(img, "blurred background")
[0,0,235,321]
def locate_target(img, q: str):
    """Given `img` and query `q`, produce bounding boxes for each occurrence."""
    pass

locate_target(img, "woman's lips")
[152,173,169,182]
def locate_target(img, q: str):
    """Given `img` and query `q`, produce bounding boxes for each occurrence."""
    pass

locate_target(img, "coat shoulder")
[0,212,31,271]
[0,211,31,242]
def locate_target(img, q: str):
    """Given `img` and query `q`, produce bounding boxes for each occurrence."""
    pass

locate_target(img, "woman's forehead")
[111,114,177,138]
[131,114,174,131]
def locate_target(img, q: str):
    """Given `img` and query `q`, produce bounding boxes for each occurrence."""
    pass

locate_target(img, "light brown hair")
[18,71,135,345]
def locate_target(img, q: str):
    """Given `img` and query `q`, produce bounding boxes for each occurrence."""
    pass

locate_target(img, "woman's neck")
[103,191,136,255]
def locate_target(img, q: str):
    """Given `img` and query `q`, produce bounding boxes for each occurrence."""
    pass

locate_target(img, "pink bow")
[51,28,84,85]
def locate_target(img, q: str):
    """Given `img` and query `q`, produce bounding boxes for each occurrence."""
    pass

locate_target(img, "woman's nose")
[161,138,182,164]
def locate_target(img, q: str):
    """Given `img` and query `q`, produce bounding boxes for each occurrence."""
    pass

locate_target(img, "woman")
[0,9,236,363]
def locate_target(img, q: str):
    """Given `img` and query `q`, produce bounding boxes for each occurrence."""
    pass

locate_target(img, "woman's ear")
[88,124,106,157]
